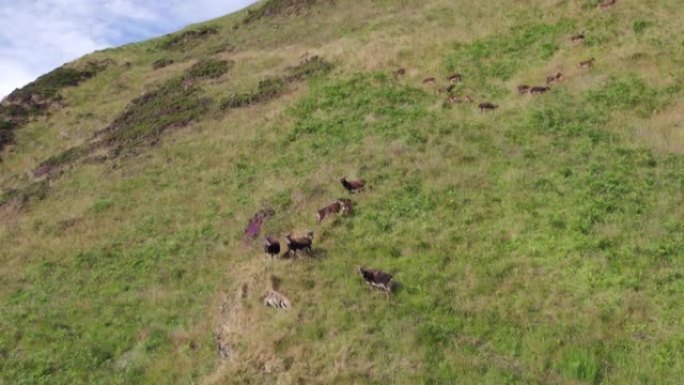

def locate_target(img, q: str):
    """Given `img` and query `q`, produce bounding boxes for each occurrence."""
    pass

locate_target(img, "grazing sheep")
[264,235,281,258]
[285,231,314,257]
[357,266,393,300]
[394,68,406,77]
[341,177,366,193]
[422,77,436,84]
[448,95,463,104]
[530,86,551,94]
[213,331,231,360]
[447,73,463,84]
[437,84,456,95]
[571,33,585,44]
[478,102,498,112]
[338,198,353,215]
[579,58,595,69]
[517,85,530,94]
[316,201,342,223]
[600,0,616,8]
[546,72,563,85]
[263,290,291,309]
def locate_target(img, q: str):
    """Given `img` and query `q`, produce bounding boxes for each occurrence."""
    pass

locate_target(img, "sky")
[0,0,257,98]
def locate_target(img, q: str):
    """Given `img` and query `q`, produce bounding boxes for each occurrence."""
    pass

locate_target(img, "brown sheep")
[600,0,616,9]
[478,102,498,112]
[394,68,406,77]
[422,77,436,84]
[570,33,585,44]
[285,231,314,257]
[338,198,353,215]
[341,177,366,193]
[447,73,463,84]
[546,72,563,85]
[517,85,531,94]
[579,58,595,69]
[530,86,551,94]
[316,201,342,223]
[357,266,393,300]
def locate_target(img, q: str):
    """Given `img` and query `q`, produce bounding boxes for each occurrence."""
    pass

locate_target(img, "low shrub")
[159,26,219,50]
[184,59,233,80]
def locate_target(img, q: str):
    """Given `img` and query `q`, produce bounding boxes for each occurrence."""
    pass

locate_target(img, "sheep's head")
[307,230,314,239]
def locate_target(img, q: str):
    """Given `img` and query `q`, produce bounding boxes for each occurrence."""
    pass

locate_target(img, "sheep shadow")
[278,247,328,261]
[390,280,404,296]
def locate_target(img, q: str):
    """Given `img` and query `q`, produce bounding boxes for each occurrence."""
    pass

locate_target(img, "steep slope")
[1,0,684,384]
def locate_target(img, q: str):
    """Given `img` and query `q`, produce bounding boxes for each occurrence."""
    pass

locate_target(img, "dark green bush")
[184,59,233,79]
[445,21,573,82]
[221,77,286,109]
[286,55,333,81]
[152,58,174,70]
[101,78,212,148]
[7,63,104,103]
[243,0,317,24]
[38,146,88,169]
[159,26,219,50]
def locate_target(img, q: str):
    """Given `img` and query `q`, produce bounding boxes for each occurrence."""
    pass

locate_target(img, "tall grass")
[2,0,684,384]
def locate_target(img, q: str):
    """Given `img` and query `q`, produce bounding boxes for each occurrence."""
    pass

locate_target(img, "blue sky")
[0,0,257,97]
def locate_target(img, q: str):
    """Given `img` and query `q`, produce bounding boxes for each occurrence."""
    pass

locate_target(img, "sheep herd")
[404,28,600,114]
[255,13,613,307]
[258,176,394,302]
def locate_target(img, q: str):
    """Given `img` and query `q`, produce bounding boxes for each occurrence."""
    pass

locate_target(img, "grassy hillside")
[1,0,684,384]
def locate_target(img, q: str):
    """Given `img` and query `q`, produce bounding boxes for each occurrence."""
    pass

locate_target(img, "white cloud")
[0,0,258,98]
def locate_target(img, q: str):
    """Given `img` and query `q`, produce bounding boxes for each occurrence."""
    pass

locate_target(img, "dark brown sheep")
[437,84,456,95]
[478,102,498,112]
[422,77,436,84]
[600,0,616,9]
[264,235,281,258]
[341,177,366,193]
[394,68,406,77]
[316,201,342,223]
[357,266,393,300]
[570,33,585,44]
[546,72,563,85]
[338,198,353,215]
[517,85,530,94]
[530,86,551,94]
[579,58,595,69]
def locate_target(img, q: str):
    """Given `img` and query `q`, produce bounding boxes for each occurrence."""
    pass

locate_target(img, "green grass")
[2,0,684,384]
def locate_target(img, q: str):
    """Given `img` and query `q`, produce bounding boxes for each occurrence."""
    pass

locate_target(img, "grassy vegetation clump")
[243,0,317,24]
[3,0,684,384]
[221,77,286,109]
[184,59,233,80]
[584,75,676,117]
[101,78,212,149]
[221,57,331,110]
[159,26,219,50]
[6,62,107,105]
[0,180,49,207]
[36,145,89,171]
[0,105,27,150]
[286,55,333,81]
[152,58,174,70]
[287,73,432,149]
[445,21,573,83]
[0,61,108,152]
